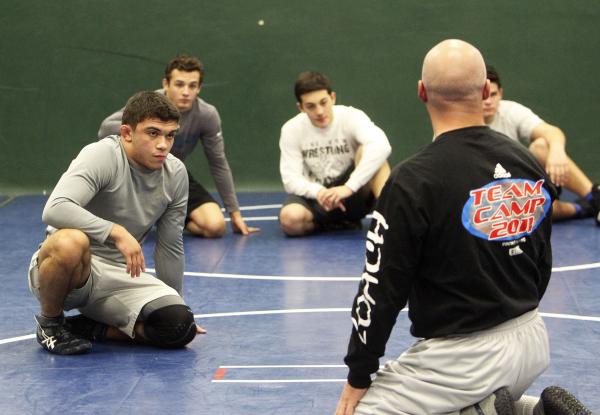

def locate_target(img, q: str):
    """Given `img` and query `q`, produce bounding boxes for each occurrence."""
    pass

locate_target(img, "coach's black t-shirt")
[345,126,557,388]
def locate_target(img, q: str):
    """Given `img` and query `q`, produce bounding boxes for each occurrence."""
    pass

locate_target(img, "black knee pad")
[143,304,197,348]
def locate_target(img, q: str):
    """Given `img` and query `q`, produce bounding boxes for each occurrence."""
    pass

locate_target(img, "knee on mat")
[187,207,226,238]
[279,207,311,236]
[202,217,226,238]
[143,304,197,349]
[528,139,549,165]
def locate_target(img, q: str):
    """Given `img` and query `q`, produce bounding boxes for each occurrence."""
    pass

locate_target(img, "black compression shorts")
[282,165,375,227]
[186,170,218,223]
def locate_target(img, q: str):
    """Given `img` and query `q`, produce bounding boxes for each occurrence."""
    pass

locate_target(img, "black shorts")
[283,166,375,227]
[186,170,217,223]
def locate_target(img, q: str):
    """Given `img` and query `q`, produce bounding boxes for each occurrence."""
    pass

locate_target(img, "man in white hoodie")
[278,71,392,236]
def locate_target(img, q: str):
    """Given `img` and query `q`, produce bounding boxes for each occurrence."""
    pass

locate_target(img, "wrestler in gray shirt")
[43,135,188,292]
[98,91,239,213]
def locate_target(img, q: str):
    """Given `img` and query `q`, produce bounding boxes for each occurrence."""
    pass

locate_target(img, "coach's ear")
[120,124,133,142]
[482,79,490,100]
[418,80,428,103]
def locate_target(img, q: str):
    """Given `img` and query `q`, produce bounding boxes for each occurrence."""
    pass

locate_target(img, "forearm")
[154,220,185,293]
[280,156,323,198]
[283,175,324,199]
[532,123,566,151]
[43,197,113,243]
[345,332,381,388]
[344,191,419,388]
[209,162,240,212]
[347,132,391,191]
[345,296,402,388]
[154,246,184,294]
[202,134,240,212]
[279,133,325,198]
[153,194,187,293]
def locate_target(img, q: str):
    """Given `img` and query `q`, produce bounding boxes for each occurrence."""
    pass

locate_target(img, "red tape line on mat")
[213,367,228,380]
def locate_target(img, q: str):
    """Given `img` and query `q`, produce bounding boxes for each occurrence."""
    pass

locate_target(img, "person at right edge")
[335,39,592,415]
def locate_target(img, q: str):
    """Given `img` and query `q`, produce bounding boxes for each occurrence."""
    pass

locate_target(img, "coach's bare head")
[420,39,487,104]
[418,39,489,136]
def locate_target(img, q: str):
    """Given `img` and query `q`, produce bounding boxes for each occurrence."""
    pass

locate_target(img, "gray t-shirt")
[488,100,543,145]
[98,92,240,212]
[43,135,188,292]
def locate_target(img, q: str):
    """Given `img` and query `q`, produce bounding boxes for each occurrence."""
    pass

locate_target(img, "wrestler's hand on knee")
[110,224,145,277]
[327,185,352,211]
[335,383,368,415]
[546,148,569,187]
[318,186,352,212]
[317,188,332,211]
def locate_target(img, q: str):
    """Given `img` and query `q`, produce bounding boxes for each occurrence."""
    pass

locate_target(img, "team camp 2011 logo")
[462,176,551,241]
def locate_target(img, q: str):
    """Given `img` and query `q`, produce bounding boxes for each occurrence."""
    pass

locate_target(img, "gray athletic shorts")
[28,251,183,338]
[355,308,549,414]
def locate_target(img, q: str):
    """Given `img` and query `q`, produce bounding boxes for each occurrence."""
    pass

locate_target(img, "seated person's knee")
[53,229,90,251]
[204,217,226,238]
[528,138,549,165]
[279,205,311,235]
[187,206,226,238]
[143,304,197,348]
[42,229,90,269]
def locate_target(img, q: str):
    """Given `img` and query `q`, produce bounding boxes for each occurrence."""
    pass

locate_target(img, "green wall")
[1,0,599,194]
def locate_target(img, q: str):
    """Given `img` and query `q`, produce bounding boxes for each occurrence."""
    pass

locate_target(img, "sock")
[514,395,540,415]
[573,203,583,217]
[37,313,65,325]
[584,191,593,202]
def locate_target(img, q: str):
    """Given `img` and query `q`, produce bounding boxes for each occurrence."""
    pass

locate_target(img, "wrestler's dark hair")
[294,71,333,103]
[122,91,180,130]
[486,65,502,88]
[165,54,205,84]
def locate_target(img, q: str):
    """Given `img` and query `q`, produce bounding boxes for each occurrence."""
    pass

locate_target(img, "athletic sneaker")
[35,314,92,355]
[65,314,108,342]
[534,386,593,415]
[573,198,595,219]
[460,387,515,415]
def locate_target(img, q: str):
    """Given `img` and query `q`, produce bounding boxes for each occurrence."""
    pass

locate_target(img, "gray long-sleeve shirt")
[98,92,240,212]
[42,135,188,293]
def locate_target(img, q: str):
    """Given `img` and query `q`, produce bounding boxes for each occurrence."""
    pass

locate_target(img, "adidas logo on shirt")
[509,245,524,256]
[493,163,511,179]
